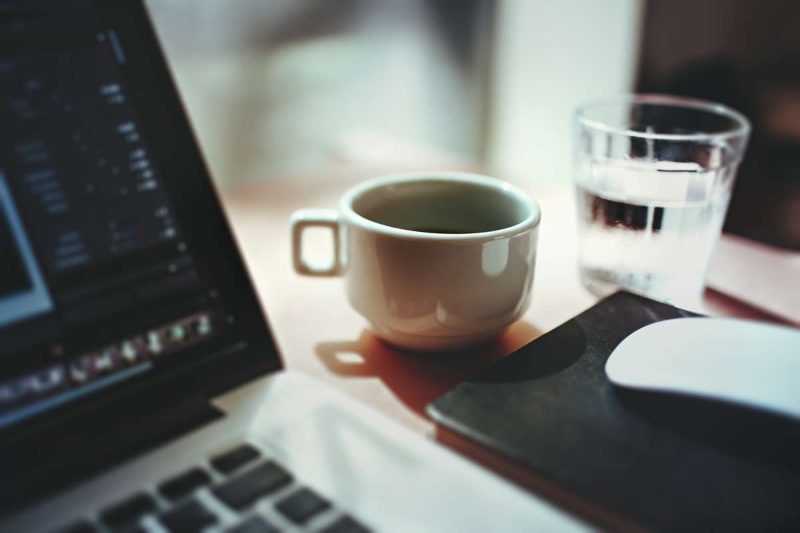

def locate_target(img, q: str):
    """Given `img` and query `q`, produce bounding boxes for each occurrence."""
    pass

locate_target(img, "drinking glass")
[572,94,750,303]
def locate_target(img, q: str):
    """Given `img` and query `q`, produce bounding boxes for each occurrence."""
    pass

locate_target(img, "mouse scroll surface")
[605,318,800,421]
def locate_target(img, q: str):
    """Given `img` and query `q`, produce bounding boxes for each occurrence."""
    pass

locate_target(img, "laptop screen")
[0,0,277,430]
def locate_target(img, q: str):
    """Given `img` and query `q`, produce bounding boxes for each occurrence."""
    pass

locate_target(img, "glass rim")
[575,93,751,142]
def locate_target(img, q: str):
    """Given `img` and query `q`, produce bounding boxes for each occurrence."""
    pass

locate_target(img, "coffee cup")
[290,172,540,351]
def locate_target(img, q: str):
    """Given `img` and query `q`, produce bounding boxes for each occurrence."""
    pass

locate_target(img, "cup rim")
[339,171,541,241]
[575,93,751,142]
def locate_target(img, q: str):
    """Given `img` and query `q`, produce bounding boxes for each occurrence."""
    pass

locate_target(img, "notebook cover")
[428,291,800,530]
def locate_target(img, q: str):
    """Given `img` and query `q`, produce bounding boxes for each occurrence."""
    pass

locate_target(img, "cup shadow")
[314,321,542,418]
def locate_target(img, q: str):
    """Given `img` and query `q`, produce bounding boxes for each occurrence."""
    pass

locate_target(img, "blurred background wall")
[636,0,800,248]
[147,0,641,187]
[147,0,799,249]
[487,0,641,184]
[146,0,492,185]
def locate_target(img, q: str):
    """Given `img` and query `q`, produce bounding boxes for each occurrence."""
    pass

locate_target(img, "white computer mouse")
[606,317,800,421]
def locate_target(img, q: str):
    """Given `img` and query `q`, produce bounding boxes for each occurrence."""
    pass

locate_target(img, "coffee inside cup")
[350,179,532,234]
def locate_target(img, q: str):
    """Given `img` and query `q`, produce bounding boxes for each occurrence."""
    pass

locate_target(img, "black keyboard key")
[212,461,292,510]
[159,467,212,501]
[54,520,99,533]
[275,487,331,525]
[226,515,280,533]
[211,444,261,474]
[321,515,372,533]
[99,492,157,529]
[158,498,217,532]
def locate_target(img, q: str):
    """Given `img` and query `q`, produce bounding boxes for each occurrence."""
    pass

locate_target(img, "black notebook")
[428,292,800,530]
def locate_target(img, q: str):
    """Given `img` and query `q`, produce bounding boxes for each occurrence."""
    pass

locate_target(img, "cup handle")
[291,209,342,276]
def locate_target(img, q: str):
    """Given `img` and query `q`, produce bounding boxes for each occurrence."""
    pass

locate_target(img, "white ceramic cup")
[290,172,540,351]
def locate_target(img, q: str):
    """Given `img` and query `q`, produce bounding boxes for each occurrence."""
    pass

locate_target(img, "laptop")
[0,1,586,531]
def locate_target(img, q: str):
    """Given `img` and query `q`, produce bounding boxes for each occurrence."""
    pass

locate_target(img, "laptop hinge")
[0,392,224,516]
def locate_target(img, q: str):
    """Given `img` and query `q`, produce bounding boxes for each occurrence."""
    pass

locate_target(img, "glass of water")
[573,94,750,304]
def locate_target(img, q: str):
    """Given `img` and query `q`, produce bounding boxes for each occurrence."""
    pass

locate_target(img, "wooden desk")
[221,173,777,436]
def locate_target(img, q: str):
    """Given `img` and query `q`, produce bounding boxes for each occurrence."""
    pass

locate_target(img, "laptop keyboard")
[55,443,371,533]
[210,444,262,475]
[212,461,292,511]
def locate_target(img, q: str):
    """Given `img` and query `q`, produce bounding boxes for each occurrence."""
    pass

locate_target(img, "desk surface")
[221,173,779,436]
